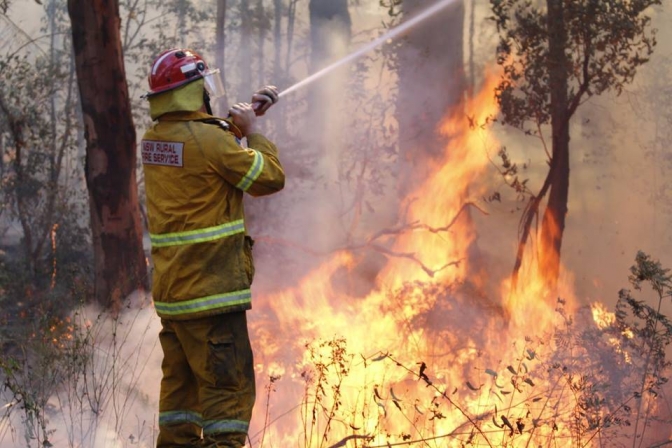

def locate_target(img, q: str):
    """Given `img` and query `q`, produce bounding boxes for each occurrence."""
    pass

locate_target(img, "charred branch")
[257,202,487,278]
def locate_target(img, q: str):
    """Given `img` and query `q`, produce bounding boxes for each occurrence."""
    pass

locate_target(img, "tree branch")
[257,202,487,278]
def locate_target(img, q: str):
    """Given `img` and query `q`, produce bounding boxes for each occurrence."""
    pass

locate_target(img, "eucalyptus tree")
[68,0,148,311]
[491,0,661,291]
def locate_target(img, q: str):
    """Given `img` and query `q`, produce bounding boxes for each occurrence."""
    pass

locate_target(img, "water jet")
[278,0,460,99]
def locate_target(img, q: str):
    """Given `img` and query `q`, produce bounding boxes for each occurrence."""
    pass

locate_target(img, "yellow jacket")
[141,107,284,320]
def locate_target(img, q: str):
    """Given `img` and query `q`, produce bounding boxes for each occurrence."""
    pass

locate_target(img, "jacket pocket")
[243,235,255,285]
[207,334,239,388]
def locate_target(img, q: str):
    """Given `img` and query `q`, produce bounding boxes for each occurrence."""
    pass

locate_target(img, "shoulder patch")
[141,140,184,167]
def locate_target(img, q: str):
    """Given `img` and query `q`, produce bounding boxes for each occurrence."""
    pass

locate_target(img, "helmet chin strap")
[203,89,213,115]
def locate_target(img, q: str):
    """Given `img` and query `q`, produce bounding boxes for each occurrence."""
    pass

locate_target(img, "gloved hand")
[228,103,258,136]
[251,85,279,116]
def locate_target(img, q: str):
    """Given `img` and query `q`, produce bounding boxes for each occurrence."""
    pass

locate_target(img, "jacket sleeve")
[204,129,285,197]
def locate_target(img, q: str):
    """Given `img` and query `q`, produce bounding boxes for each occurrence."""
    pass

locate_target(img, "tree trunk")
[215,0,228,114]
[307,0,351,250]
[239,0,253,97]
[308,0,351,133]
[539,145,569,290]
[256,0,266,83]
[284,0,299,74]
[273,0,282,76]
[176,0,188,47]
[539,0,570,291]
[396,0,466,195]
[309,0,351,72]
[539,0,569,291]
[67,0,148,311]
[271,0,287,128]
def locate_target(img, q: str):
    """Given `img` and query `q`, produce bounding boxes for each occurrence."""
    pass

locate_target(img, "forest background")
[1,0,672,447]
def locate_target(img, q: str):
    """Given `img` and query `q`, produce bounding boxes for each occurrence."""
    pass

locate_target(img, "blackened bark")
[67,0,148,311]
[539,0,570,290]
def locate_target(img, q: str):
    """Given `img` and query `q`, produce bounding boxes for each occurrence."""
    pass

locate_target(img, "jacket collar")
[158,111,213,122]
[159,111,244,139]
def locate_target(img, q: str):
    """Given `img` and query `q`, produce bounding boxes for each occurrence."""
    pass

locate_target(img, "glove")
[228,103,258,137]
[251,85,279,116]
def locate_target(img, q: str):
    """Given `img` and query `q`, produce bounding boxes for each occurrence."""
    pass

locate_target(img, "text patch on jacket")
[142,140,185,167]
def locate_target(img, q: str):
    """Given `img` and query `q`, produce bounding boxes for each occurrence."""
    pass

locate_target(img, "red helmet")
[146,48,224,98]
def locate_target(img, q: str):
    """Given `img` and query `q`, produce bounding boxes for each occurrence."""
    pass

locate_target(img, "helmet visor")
[203,69,225,99]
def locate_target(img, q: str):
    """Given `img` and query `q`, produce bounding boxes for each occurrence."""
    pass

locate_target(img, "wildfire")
[591,302,634,365]
[591,302,614,330]
[249,74,590,447]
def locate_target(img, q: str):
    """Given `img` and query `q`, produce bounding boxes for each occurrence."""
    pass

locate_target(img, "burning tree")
[490,0,661,292]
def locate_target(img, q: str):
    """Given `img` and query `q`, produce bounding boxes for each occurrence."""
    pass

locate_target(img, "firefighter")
[141,48,285,447]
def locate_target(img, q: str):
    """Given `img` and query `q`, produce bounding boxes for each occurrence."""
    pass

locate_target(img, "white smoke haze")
[2,0,672,446]
[0,291,162,447]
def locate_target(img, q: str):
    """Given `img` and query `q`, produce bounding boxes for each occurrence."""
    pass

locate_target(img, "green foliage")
[490,0,660,130]
[615,251,672,381]
[0,3,93,379]
[536,252,672,446]
[613,252,672,442]
[0,52,88,255]
[0,0,91,305]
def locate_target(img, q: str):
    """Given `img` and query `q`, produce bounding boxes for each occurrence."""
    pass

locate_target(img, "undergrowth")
[2,252,671,447]
[253,251,672,448]
[0,296,159,448]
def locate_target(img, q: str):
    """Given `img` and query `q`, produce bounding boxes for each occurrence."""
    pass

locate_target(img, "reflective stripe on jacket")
[141,110,285,320]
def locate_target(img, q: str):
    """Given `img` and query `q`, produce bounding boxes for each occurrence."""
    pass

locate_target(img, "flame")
[591,302,614,330]
[249,74,589,446]
[50,223,59,290]
[591,302,633,366]
[591,302,633,341]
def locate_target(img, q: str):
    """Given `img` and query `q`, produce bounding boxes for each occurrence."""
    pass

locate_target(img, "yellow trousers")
[157,312,256,448]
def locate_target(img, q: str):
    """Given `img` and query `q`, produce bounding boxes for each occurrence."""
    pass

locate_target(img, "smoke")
[247,1,402,293]
[555,4,672,307]
[0,291,162,448]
